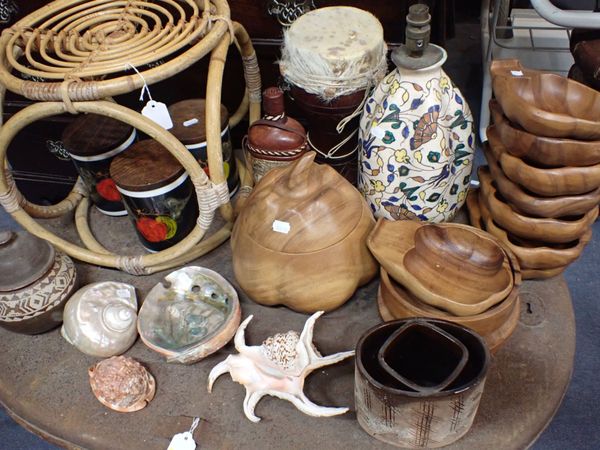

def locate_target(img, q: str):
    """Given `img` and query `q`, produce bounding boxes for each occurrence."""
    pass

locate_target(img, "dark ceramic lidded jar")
[110,140,198,252]
[245,87,307,183]
[0,230,77,334]
[62,113,136,216]
[168,99,238,196]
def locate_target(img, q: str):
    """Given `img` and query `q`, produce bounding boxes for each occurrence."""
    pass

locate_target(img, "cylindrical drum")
[168,99,238,196]
[355,318,490,448]
[280,6,388,184]
[62,114,136,216]
[110,140,198,252]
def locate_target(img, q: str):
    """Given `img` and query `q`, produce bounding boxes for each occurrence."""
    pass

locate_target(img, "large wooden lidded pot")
[280,6,388,185]
[231,152,377,313]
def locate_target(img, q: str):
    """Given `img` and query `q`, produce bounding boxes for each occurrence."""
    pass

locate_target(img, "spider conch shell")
[208,311,354,422]
[88,356,155,413]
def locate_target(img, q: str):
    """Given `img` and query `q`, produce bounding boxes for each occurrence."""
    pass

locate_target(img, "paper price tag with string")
[128,63,174,130]
[167,417,200,450]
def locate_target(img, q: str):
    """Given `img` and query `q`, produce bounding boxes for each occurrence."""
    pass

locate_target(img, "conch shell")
[89,356,155,412]
[61,282,137,357]
[208,311,354,422]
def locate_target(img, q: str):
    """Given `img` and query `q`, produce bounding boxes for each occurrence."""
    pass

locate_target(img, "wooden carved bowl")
[479,169,598,244]
[483,147,600,218]
[466,189,583,279]
[489,100,600,167]
[377,269,521,354]
[491,59,600,139]
[487,126,600,197]
[367,220,513,317]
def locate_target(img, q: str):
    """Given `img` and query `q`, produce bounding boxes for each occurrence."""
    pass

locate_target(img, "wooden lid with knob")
[62,113,134,156]
[168,99,228,146]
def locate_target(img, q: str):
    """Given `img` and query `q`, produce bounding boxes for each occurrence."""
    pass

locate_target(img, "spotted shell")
[88,356,155,412]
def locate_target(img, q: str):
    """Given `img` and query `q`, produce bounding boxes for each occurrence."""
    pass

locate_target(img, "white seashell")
[208,311,354,422]
[61,282,138,357]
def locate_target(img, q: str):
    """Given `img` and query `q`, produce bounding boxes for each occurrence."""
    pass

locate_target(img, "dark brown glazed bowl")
[355,318,490,448]
[489,100,600,167]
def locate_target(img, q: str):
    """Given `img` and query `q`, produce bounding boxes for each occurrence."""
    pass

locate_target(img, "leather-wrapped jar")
[168,99,238,195]
[245,87,307,183]
[231,151,377,313]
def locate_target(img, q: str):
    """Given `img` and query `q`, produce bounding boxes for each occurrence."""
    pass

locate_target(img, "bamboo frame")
[0,1,261,274]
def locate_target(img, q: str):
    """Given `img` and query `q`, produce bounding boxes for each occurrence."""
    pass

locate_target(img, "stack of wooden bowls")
[367,219,521,353]
[468,59,600,280]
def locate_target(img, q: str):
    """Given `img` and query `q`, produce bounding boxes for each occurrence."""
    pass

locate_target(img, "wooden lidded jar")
[168,99,238,195]
[62,114,136,216]
[231,151,377,313]
[245,87,307,183]
[109,140,198,252]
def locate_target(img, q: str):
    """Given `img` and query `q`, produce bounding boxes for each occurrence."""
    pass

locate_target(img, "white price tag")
[167,417,199,450]
[167,432,196,450]
[272,220,291,234]
[142,100,174,130]
[510,70,523,77]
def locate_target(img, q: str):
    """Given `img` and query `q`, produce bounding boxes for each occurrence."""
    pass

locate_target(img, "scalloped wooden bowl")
[491,59,600,139]
[489,100,600,167]
[377,268,521,354]
[487,127,600,196]
[483,145,600,218]
[466,189,586,280]
[479,169,598,244]
[367,219,513,317]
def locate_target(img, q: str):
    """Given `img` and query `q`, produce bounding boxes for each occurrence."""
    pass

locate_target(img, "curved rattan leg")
[0,101,228,275]
[0,78,85,218]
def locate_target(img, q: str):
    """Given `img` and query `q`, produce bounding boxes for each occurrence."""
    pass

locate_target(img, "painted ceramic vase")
[358,6,474,222]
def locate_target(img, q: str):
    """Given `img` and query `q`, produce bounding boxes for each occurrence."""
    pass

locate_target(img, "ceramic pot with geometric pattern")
[358,5,475,223]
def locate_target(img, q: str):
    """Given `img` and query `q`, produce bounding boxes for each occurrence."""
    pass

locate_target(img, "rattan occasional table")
[0,0,261,275]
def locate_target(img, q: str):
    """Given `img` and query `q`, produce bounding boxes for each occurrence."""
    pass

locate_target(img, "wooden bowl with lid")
[491,59,600,139]
[231,152,377,313]
[487,126,600,197]
[478,169,598,244]
[367,219,514,317]
[482,146,600,218]
[489,100,600,167]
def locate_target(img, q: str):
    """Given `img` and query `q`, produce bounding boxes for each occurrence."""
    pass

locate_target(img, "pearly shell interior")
[61,282,138,357]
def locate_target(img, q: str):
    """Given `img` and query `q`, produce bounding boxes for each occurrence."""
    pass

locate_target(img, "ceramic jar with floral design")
[358,43,475,223]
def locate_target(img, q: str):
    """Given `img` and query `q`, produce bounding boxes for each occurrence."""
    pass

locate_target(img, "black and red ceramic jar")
[168,99,238,196]
[109,140,198,252]
[62,114,136,216]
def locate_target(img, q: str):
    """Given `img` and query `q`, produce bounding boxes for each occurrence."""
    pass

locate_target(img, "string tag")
[127,62,174,130]
[142,100,174,130]
[167,417,199,450]
[510,70,523,77]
